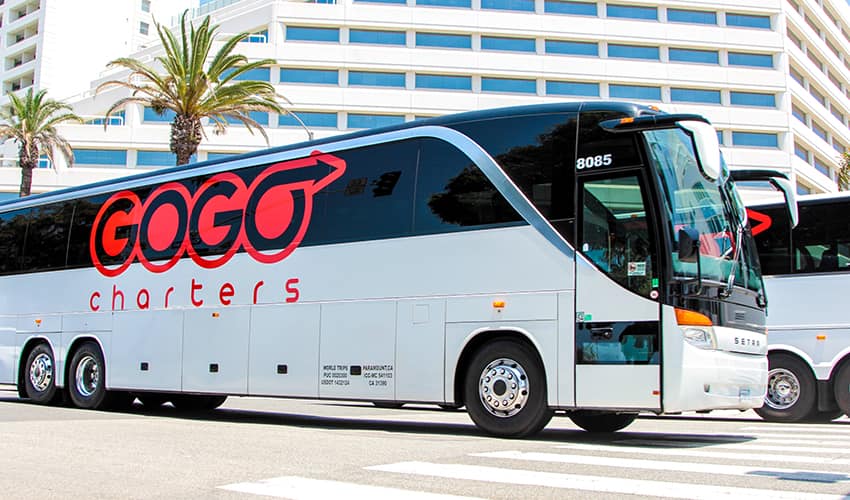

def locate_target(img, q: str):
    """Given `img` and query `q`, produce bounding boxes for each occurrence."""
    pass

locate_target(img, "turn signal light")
[492,300,506,309]
[675,308,713,326]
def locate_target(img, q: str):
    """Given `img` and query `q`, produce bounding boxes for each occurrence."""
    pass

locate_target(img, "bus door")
[574,171,662,410]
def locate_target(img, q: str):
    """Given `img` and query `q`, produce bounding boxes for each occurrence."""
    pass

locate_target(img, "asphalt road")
[1,387,849,499]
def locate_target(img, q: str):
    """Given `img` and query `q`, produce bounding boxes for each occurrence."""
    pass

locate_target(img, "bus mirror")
[679,121,722,181]
[728,168,799,228]
[678,227,701,263]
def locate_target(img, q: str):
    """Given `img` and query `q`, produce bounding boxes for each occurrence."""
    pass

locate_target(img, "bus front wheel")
[24,343,58,404]
[755,353,816,422]
[463,339,553,438]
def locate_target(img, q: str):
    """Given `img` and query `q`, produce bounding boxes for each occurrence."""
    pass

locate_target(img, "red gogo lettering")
[89,151,346,277]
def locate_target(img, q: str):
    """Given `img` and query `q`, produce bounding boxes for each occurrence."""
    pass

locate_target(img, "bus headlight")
[683,327,717,350]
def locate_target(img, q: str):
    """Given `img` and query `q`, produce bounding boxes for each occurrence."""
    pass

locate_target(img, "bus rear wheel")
[67,341,111,410]
[463,339,553,438]
[833,362,850,418]
[755,353,816,422]
[569,411,637,433]
[24,343,58,404]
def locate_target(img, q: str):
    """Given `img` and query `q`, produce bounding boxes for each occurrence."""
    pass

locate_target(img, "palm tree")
[839,152,850,191]
[97,11,286,166]
[0,88,82,197]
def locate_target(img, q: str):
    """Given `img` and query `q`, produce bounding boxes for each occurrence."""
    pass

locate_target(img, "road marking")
[618,439,850,454]
[555,443,850,465]
[219,476,484,500]
[366,461,843,500]
[471,450,850,483]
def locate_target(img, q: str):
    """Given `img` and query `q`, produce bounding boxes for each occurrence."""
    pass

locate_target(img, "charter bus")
[0,102,770,437]
[748,192,850,422]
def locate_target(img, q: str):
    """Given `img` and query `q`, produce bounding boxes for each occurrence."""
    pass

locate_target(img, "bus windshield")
[644,127,762,294]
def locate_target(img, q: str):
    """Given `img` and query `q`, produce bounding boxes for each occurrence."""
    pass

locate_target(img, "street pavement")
[1,386,849,499]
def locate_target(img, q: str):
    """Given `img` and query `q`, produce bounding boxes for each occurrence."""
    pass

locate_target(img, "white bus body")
[0,103,767,437]
[749,192,850,422]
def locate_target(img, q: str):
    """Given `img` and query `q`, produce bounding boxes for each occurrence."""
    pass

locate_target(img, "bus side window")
[0,209,30,274]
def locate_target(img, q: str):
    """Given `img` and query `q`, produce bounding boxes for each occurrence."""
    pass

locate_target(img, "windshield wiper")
[719,184,744,298]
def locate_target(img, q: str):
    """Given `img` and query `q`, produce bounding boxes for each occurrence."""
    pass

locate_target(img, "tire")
[171,394,227,412]
[755,353,817,422]
[67,341,110,409]
[463,339,553,438]
[833,362,850,418]
[373,402,404,409]
[23,343,58,404]
[805,409,844,423]
[136,392,170,409]
[569,411,637,433]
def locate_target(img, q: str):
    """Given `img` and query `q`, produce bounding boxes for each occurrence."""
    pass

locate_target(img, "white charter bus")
[748,193,850,422]
[0,102,769,437]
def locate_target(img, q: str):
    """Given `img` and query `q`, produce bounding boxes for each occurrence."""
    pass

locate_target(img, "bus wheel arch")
[19,338,59,404]
[755,350,818,422]
[455,331,553,437]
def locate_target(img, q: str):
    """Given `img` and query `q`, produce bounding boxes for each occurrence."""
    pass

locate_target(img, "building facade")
[1,0,849,201]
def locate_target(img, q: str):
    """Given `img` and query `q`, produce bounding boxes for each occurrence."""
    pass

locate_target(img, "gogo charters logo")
[89,151,346,277]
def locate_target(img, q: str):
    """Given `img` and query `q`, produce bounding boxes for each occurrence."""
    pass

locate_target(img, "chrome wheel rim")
[29,353,53,393]
[765,368,799,410]
[75,355,100,398]
[478,357,529,418]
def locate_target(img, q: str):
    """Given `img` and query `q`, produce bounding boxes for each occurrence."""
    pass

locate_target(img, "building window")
[415,32,472,49]
[797,184,811,195]
[726,13,771,30]
[225,111,269,126]
[481,77,537,94]
[545,40,598,56]
[812,121,828,141]
[73,149,128,166]
[279,68,339,85]
[286,26,340,43]
[481,36,536,52]
[354,0,405,3]
[246,30,268,43]
[732,132,779,148]
[279,111,338,128]
[415,74,472,91]
[670,88,721,104]
[141,0,151,13]
[667,8,716,25]
[139,21,149,35]
[606,4,657,21]
[789,66,805,85]
[608,44,659,60]
[791,105,807,123]
[546,80,599,97]
[143,107,176,122]
[348,70,406,88]
[347,114,406,129]
[728,52,774,68]
[813,157,830,177]
[609,84,661,100]
[544,0,597,16]
[349,29,406,46]
[417,0,472,7]
[794,142,809,162]
[481,0,535,12]
[730,91,776,107]
[810,87,827,107]
[224,67,271,82]
[668,48,719,64]
[137,151,190,167]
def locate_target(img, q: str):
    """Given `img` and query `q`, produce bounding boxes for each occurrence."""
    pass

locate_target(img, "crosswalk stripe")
[471,450,849,483]
[366,461,843,500]
[556,443,850,465]
[218,476,484,500]
[619,439,850,454]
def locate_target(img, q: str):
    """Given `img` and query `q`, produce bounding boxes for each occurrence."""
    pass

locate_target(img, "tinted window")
[576,111,643,169]
[792,201,850,273]
[545,40,598,56]
[606,4,657,20]
[669,48,719,64]
[728,52,773,68]
[0,209,29,273]
[481,0,534,11]
[749,205,791,275]
[450,113,578,242]
[416,139,524,233]
[280,68,339,85]
[481,77,536,94]
[286,26,340,42]
[667,9,716,24]
[544,0,596,16]
[546,81,599,97]
[66,195,108,269]
[608,44,659,60]
[415,74,472,91]
[481,36,536,52]
[415,32,471,49]
[609,84,661,101]
[24,202,74,272]
[348,71,406,88]
[726,13,771,29]
[349,29,406,45]
[670,88,721,104]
